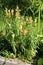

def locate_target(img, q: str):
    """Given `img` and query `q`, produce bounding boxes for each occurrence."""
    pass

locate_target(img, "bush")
[0,6,40,63]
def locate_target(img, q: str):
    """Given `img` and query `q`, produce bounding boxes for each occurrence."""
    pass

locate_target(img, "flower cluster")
[5,8,14,18]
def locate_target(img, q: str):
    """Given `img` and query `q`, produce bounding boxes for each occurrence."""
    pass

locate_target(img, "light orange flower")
[28,16,33,26]
[5,8,9,18]
[8,9,11,18]
[34,19,37,26]
[19,22,24,31]
[26,16,29,22]
[22,29,28,35]
[15,6,21,12]
[11,9,14,16]
[15,6,21,19]
[8,23,11,28]
[29,16,33,23]
[29,16,32,20]
[34,19,37,23]
[12,33,15,38]
[19,24,22,30]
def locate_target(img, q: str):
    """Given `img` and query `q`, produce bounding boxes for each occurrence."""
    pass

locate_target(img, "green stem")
[38,6,40,33]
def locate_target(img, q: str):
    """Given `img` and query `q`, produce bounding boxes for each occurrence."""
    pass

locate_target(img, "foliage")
[38,58,43,65]
[0,6,41,63]
[0,50,16,58]
[0,0,43,64]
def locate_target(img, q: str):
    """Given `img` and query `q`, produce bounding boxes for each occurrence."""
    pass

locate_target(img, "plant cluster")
[0,6,41,63]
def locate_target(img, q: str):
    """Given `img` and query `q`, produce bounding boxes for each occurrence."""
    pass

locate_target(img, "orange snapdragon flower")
[34,19,37,26]
[22,29,28,35]
[34,19,37,23]
[5,8,9,18]
[19,24,22,30]
[8,23,11,28]
[19,22,24,32]
[26,16,29,22]
[12,33,15,39]
[8,9,11,18]
[11,9,14,16]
